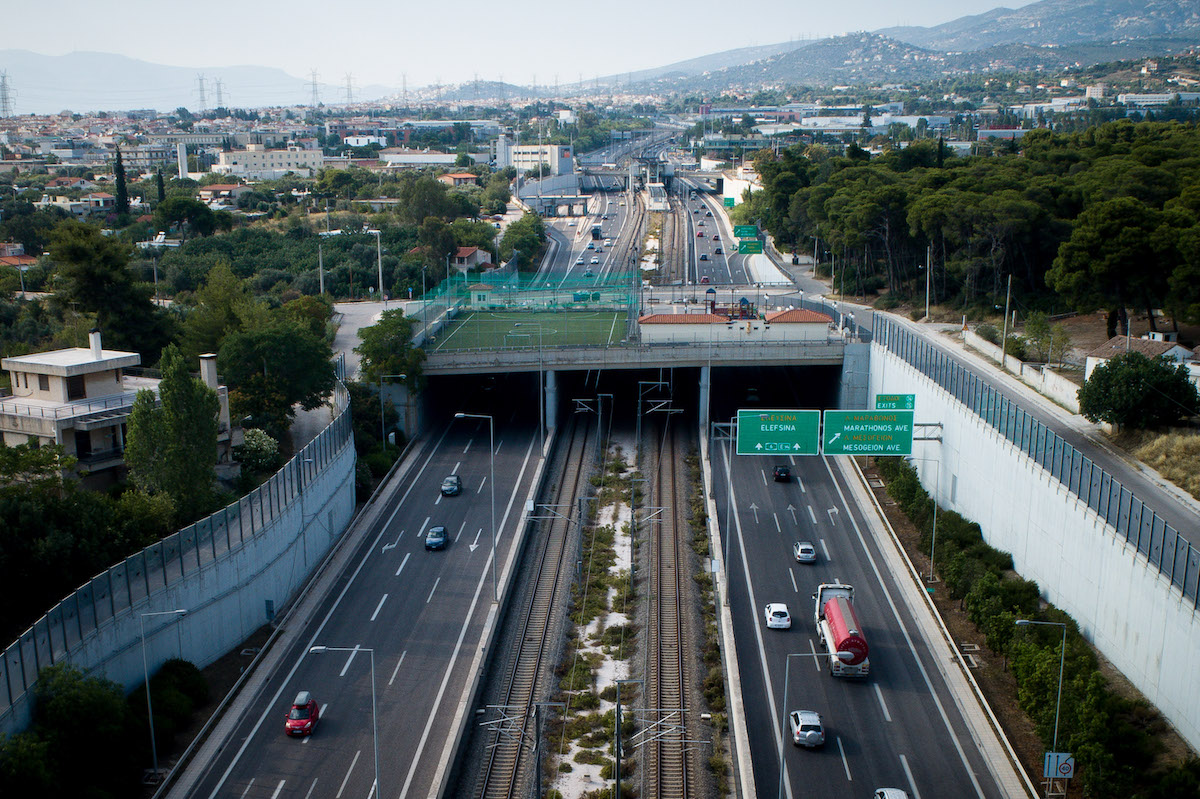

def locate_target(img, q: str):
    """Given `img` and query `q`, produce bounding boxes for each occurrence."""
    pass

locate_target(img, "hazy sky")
[8,0,1036,90]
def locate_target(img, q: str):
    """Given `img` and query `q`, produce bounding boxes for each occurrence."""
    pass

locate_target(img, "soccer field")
[431,310,628,351]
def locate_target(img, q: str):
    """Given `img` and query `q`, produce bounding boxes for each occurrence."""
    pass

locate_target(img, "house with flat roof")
[0,330,233,485]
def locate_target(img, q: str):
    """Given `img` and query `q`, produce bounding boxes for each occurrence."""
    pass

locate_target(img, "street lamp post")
[140,609,188,782]
[310,646,378,797]
[906,456,941,581]
[1014,619,1068,753]
[455,413,497,602]
[514,322,544,449]
[366,228,385,306]
[379,374,407,450]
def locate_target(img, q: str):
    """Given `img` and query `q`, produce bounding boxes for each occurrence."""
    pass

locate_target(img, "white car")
[575,255,585,265]
[793,541,817,563]
[789,709,825,747]
[590,256,600,265]
[764,603,791,629]
[873,791,910,799]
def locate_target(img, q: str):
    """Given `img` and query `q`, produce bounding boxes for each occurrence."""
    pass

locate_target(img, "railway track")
[642,417,693,799]
[475,415,594,799]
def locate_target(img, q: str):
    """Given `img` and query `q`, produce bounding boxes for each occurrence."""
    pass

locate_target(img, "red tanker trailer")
[813,582,870,677]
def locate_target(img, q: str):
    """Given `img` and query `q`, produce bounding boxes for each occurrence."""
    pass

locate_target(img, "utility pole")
[343,74,354,106]
[1000,273,1013,370]
[196,74,207,111]
[309,69,320,111]
[214,79,224,109]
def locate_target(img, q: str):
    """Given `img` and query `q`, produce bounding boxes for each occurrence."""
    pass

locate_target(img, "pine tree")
[156,168,165,204]
[114,146,129,215]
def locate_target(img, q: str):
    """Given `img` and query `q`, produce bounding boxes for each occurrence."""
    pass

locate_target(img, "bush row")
[875,457,1200,798]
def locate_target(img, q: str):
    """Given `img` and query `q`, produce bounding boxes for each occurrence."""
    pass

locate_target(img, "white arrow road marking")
[787,504,797,524]
[827,507,839,524]
[469,528,482,552]
[749,503,760,523]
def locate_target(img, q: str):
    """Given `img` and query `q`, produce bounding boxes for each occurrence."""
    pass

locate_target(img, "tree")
[0,440,73,488]
[1046,197,1172,336]
[355,308,426,386]
[156,168,166,203]
[154,196,217,239]
[218,321,336,441]
[125,343,220,523]
[498,212,546,268]
[113,146,129,216]
[49,221,175,359]
[33,662,138,797]
[1077,352,1199,429]
[180,260,254,360]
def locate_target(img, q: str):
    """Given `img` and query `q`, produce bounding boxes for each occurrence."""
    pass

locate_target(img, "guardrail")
[0,377,355,729]
[874,314,1199,608]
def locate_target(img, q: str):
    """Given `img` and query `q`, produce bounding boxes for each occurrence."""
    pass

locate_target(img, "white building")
[493,134,574,176]
[0,331,233,485]
[212,144,325,179]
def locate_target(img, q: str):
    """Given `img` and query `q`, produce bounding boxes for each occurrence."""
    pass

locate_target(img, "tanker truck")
[812,582,870,677]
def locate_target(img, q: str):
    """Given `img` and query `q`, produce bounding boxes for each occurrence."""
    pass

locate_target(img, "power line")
[214,78,224,109]
[309,69,320,109]
[196,74,207,111]
[343,73,354,106]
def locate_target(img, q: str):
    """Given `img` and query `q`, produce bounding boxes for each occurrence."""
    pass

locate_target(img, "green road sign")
[723,197,735,207]
[875,394,916,410]
[734,225,757,239]
[822,410,914,455]
[738,240,764,255]
[736,409,821,456]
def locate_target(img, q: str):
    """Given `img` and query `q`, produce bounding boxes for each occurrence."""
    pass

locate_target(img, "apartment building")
[212,143,325,179]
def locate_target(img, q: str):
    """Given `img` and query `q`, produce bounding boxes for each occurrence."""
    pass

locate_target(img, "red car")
[285,691,319,736]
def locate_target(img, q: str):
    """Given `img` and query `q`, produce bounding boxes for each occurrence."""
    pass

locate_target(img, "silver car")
[790,709,825,747]
[793,541,817,563]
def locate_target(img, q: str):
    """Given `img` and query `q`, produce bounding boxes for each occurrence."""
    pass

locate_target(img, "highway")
[187,397,543,799]
[710,373,1011,799]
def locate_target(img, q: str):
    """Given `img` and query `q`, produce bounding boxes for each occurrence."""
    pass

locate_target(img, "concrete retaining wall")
[870,333,1200,750]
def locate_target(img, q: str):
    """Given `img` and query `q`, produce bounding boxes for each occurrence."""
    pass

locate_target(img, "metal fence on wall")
[874,315,1200,608]
[0,380,354,721]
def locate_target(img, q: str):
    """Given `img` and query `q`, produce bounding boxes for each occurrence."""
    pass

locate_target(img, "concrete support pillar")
[544,370,558,432]
[699,365,711,432]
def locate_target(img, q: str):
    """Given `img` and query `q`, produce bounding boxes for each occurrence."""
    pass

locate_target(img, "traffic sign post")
[822,410,914,455]
[875,394,915,410]
[734,225,758,239]
[738,240,763,255]
[735,409,820,456]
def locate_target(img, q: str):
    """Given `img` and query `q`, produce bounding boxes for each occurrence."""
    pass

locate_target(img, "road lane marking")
[789,568,798,593]
[370,594,388,622]
[239,779,254,798]
[820,538,830,560]
[477,476,486,494]
[807,505,817,524]
[338,646,361,677]
[901,753,921,799]
[394,552,410,576]
[837,737,852,781]
[455,520,467,542]
[269,779,286,798]
[874,683,892,722]
[808,638,823,671]
[303,778,319,799]
[463,438,472,454]
[388,650,407,686]
[301,704,329,744]
[761,469,767,485]
[426,577,440,604]
[336,749,360,798]
[798,477,806,493]
[381,529,405,553]
[452,460,460,474]
[773,512,781,533]
[495,439,503,455]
